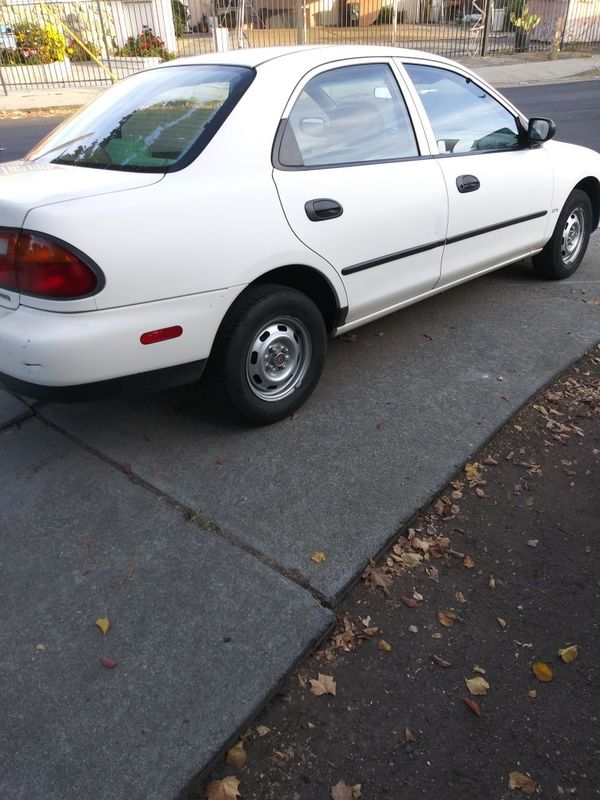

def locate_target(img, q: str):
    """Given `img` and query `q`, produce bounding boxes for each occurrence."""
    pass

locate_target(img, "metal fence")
[1,0,600,92]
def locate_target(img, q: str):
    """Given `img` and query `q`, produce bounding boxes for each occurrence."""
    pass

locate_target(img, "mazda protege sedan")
[1,46,599,423]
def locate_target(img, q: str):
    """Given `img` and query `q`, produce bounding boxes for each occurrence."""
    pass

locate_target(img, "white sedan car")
[1,46,599,423]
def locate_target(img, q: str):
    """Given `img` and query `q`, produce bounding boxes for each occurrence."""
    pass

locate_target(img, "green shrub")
[114,26,174,59]
[2,21,67,65]
[67,38,101,62]
[171,0,188,38]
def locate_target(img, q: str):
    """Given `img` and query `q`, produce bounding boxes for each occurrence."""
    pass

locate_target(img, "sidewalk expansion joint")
[35,409,333,610]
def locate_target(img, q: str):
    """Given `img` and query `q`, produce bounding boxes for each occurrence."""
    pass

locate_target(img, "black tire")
[533,189,592,280]
[209,283,327,425]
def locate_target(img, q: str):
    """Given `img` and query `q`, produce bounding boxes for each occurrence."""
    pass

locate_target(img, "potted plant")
[510,6,541,52]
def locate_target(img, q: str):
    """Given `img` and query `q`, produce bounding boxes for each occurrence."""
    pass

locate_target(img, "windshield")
[27,64,254,172]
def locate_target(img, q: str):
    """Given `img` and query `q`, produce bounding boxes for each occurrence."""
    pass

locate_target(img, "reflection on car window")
[404,64,520,154]
[27,65,253,172]
[279,64,419,168]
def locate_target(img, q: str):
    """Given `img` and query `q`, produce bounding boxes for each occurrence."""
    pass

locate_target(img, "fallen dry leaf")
[465,676,490,695]
[463,556,475,569]
[408,625,419,634]
[256,725,270,737]
[508,771,537,795]
[99,656,118,669]
[404,727,415,743]
[526,539,539,548]
[463,697,481,716]
[464,462,481,481]
[489,575,496,589]
[497,617,508,630]
[455,592,467,604]
[483,455,498,465]
[311,551,326,564]
[331,780,354,800]
[340,333,358,342]
[532,662,553,682]
[206,776,241,800]
[437,610,457,628]
[310,673,336,696]
[378,639,392,652]
[558,645,579,663]
[362,561,393,593]
[95,617,110,636]
[473,665,486,675]
[528,689,537,698]
[400,596,419,608]
[432,655,451,667]
[225,742,246,769]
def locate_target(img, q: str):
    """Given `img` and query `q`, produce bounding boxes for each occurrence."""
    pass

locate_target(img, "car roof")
[163,44,457,71]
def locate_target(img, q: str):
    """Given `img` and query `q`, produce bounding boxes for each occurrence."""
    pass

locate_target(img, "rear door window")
[278,63,419,168]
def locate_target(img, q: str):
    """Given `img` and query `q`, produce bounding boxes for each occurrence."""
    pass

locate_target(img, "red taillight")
[0,231,18,291]
[0,230,98,298]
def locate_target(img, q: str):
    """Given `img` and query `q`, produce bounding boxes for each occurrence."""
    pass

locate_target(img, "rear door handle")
[456,174,480,193]
[305,198,343,221]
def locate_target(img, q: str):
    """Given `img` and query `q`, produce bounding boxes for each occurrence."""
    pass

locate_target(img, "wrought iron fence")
[1,0,599,92]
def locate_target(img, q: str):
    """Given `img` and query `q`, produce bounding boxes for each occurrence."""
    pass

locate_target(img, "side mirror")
[527,117,556,146]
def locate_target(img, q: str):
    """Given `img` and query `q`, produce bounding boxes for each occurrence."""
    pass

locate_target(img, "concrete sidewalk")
[1,51,599,114]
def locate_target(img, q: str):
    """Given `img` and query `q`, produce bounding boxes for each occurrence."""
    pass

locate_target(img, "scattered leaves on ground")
[95,617,110,636]
[465,676,490,695]
[331,780,354,800]
[463,697,481,716]
[309,674,336,696]
[437,610,457,627]
[508,771,537,794]
[532,662,553,682]
[558,645,579,663]
[205,776,241,800]
[378,639,392,652]
[225,742,246,769]
[256,725,270,737]
[311,551,326,564]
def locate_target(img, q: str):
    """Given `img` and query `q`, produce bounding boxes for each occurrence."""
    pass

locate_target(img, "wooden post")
[549,15,564,60]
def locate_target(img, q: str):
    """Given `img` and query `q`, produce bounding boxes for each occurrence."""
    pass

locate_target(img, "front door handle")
[305,198,343,221]
[456,174,480,193]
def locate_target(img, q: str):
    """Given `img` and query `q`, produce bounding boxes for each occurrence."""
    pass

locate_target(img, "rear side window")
[27,65,254,172]
[404,64,520,154]
[278,63,419,168]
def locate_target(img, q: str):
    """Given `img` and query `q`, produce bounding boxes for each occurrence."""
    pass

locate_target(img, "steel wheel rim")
[561,207,586,266]
[245,316,312,402]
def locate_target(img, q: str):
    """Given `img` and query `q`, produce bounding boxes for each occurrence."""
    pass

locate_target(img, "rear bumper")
[0,287,241,399]
[0,359,207,402]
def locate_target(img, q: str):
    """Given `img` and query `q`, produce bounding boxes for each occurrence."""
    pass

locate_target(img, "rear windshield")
[27,64,254,172]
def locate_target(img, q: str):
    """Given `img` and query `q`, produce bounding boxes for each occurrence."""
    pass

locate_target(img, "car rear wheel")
[210,284,327,424]
[533,189,592,280]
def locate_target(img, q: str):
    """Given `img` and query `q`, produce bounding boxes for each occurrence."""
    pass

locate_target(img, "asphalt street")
[1,80,599,800]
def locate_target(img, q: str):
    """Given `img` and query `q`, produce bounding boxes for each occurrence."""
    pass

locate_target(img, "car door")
[400,61,554,288]
[272,60,448,324]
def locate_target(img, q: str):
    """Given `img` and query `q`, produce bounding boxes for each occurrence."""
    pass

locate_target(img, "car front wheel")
[210,284,327,424]
[533,189,592,280]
